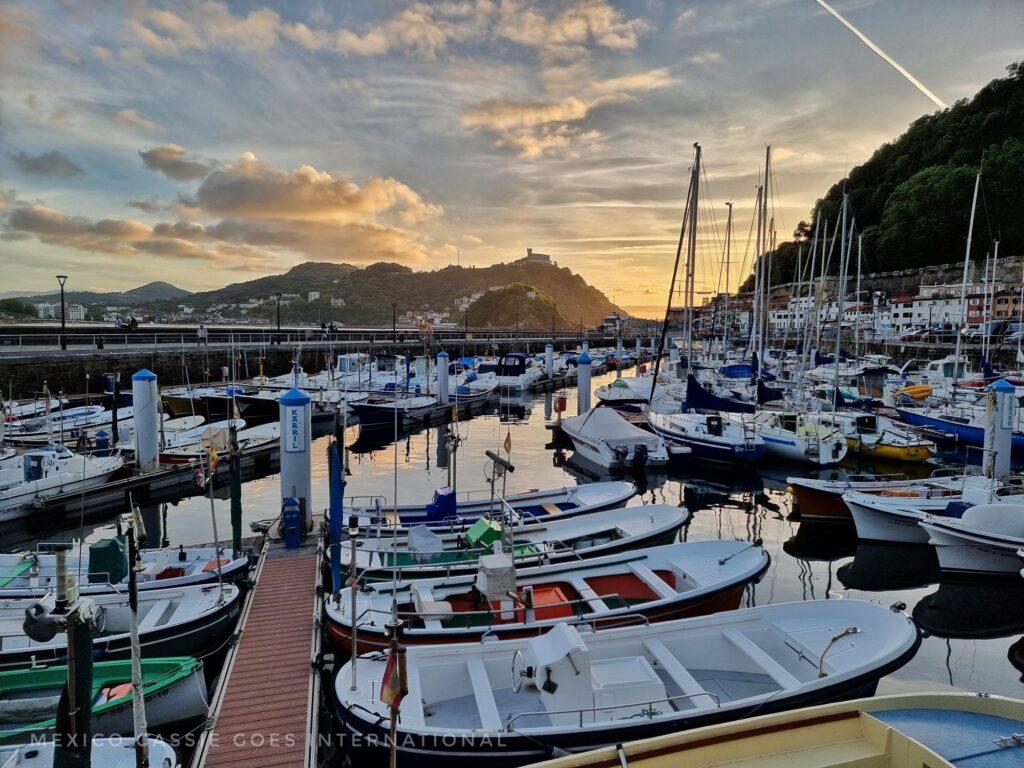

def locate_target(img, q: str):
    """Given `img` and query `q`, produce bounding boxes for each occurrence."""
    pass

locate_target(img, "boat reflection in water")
[838,542,940,592]
[913,579,1024,640]
[559,451,668,497]
[1009,635,1024,683]
[783,520,857,562]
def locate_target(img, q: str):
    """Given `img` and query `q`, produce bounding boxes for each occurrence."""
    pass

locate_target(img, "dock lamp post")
[274,292,282,344]
[56,274,68,351]
[391,301,398,344]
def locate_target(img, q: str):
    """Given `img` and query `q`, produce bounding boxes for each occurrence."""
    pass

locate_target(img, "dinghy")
[348,481,636,531]
[0,447,124,523]
[648,412,764,464]
[324,540,769,653]
[0,737,178,767]
[750,411,847,465]
[0,542,249,598]
[525,692,1024,768]
[560,408,670,469]
[334,599,919,767]
[336,506,690,581]
[0,657,207,743]
[0,583,241,671]
[920,502,1024,576]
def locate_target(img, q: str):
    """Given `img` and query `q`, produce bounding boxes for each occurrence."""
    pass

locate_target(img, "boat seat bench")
[722,629,802,689]
[466,657,503,730]
[642,638,715,710]
[138,598,172,631]
[627,563,676,599]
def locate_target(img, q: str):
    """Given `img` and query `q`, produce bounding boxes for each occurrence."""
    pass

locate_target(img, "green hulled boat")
[0,657,208,743]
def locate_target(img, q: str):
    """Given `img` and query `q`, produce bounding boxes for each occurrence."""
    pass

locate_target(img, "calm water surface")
[14,371,1024,699]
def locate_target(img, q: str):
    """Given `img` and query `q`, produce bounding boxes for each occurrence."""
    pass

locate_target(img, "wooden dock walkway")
[194,535,322,768]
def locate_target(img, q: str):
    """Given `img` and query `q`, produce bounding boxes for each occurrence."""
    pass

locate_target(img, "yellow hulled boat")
[527,692,1024,768]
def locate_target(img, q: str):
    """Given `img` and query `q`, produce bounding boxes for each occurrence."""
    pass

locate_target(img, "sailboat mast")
[832,194,849,408]
[723,201,733,355]
[760,146,772,363]
[750,185,764,354]
[952,170,982,401]
[648,143,698,405]
[684,144,702,370]
[855,234,863,358]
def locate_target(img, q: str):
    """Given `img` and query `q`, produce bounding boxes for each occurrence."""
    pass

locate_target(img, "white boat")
[334,599,920,766]
[349,481,636,531]
[0,543,249,598]
[325,540,770,652]
[493,353,545,391]
[0,737,178,767]
[0,583,241,671]
[1,398,64,420]
[158,418,247,463]
[338,505,690,580]
[5,405,108,443]
[845,475,1024,544]
[750,411,847,465]
[560,408,671,469]
[0,447,124,522]
[648,412,765,464]
[919,502,1024,576]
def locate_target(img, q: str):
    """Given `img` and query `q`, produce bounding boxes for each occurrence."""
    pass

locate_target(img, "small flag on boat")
[381,648,406,709]
[451,404,457,423]
[209,449,221,472]
[503,430,512,454]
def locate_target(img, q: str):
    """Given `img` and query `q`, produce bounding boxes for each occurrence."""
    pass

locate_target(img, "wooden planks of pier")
[200,542,320,768]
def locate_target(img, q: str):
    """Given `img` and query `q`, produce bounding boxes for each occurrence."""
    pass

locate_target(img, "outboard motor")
[23,453,45,482]
[424,487,457,522]
[633,442,649,470]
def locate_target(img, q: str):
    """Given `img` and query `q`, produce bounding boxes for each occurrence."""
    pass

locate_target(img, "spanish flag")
[381,647,406,709]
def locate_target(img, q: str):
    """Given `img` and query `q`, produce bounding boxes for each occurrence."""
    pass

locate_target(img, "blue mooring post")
[279,388,312,532]
[328,443,345,594]
[544,343,554,377]
[577,351,592,415]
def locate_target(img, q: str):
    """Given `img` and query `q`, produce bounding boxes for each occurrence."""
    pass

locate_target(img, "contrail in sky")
[815,0,947,108]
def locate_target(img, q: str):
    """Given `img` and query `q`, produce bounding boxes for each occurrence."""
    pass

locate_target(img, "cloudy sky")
[1,1,1021,315]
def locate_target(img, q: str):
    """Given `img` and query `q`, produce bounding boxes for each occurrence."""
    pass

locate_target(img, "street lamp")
[391,301,397,344]
[274,292,282,344]
[56,275,68,351]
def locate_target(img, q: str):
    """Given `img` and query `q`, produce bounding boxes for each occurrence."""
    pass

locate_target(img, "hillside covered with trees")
[756,61,1024,288]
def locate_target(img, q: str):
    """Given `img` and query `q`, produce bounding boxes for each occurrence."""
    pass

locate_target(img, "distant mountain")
[19,281,191,306]
[122,281,191,301]
[187,259,622,327]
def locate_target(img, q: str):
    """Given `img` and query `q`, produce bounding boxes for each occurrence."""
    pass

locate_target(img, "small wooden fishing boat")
[334,599,920,767]
[0,583,241,671]
[0,543,249,598]
[845,475,1024,543]
[786,472,960,521]
[335,505,690,581]
[920,502,1024,577]
[648,412,764,464]
[0,657,208,743]
[348,481,636,531]
[324,540,769,653]
[1,737,178,766]
[560,408,670,469]
[524,692,1024,768]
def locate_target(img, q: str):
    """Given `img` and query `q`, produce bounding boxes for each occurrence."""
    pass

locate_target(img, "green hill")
[186,259,621,327]
[465,283,573,331]
[754,61,1024,288]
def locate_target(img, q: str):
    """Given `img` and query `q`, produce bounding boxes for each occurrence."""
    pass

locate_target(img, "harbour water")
[7,369,1024,703]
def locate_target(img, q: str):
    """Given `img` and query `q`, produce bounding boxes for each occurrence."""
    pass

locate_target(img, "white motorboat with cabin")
[0,447,124,522]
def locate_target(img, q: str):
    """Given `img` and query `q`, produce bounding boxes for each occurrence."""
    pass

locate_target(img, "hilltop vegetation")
[186,259,621,327]
[465,283,573,331]
[758,61,1024,288]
